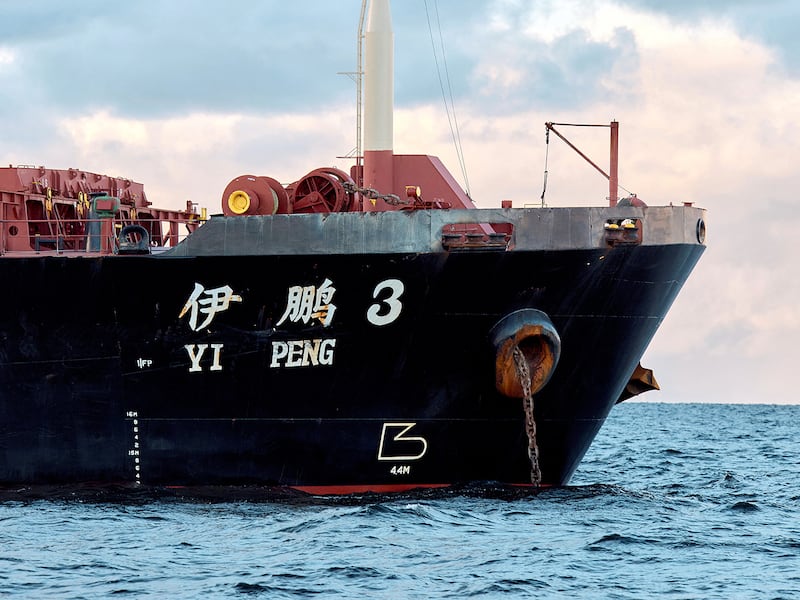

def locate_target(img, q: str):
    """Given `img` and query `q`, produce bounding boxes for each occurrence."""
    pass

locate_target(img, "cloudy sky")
[1,0,797,404]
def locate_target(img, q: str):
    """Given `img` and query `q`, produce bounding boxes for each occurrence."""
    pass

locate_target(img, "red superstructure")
[219,154,477,218]
[0,165,202,255]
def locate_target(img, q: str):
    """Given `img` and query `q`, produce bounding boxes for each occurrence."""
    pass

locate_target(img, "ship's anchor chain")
[342,182,405,206]
[491,309,560,487]
[513,345,542,487]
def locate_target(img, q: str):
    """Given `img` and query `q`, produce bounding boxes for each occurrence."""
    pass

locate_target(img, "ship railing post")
[169,221,179,247]
[101,218,114,254]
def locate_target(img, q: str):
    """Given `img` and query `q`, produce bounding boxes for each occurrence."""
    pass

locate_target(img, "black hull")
[0,238,703,493]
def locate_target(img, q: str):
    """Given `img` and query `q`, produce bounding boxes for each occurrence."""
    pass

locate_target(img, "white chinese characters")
[179,283,243,331]
[276,278,337,327]
[177,277,405,373]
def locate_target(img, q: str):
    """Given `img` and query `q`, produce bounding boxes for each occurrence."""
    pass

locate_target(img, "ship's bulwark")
[0,224,703,492]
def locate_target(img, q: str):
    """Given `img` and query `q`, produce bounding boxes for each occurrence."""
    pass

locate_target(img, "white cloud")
[459,1,800,403]
[60,111,151,149]
[55,108,356,210]
[0,47,14,65]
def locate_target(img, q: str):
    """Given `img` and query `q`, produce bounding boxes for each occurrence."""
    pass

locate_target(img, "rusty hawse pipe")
[489,309,561,398]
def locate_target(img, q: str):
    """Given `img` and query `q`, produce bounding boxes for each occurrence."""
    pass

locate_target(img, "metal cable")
[424,0,471,198]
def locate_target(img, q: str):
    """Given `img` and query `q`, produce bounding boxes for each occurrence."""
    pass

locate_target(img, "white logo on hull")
[377,423,428,461]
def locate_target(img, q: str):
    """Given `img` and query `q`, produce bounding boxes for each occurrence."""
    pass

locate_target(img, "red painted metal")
[362,149,394,210]
[221,175,290,216]
[0,165,202,255]
[290,482,551,495]
[291,483,451,495]
[545,122,620,207]
[290,167,357,214]
[609,121,619,207]
[222,152,478,215]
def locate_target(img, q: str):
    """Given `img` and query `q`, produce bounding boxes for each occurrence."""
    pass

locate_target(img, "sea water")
[1,403,799,599]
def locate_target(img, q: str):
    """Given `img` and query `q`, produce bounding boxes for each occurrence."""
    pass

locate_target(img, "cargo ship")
[0,0,704,496]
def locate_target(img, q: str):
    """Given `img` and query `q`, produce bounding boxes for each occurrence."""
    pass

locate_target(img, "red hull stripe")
[291,483,452,495]
[156,482,548,495]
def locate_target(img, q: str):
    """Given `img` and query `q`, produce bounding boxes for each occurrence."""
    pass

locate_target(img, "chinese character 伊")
[179,282,243,331]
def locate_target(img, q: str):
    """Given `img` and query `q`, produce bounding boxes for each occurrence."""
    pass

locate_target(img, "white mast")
[363,0,394,153]
[362,0,394,208]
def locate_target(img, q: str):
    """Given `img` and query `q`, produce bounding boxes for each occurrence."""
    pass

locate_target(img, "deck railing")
[0,216,205,256]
